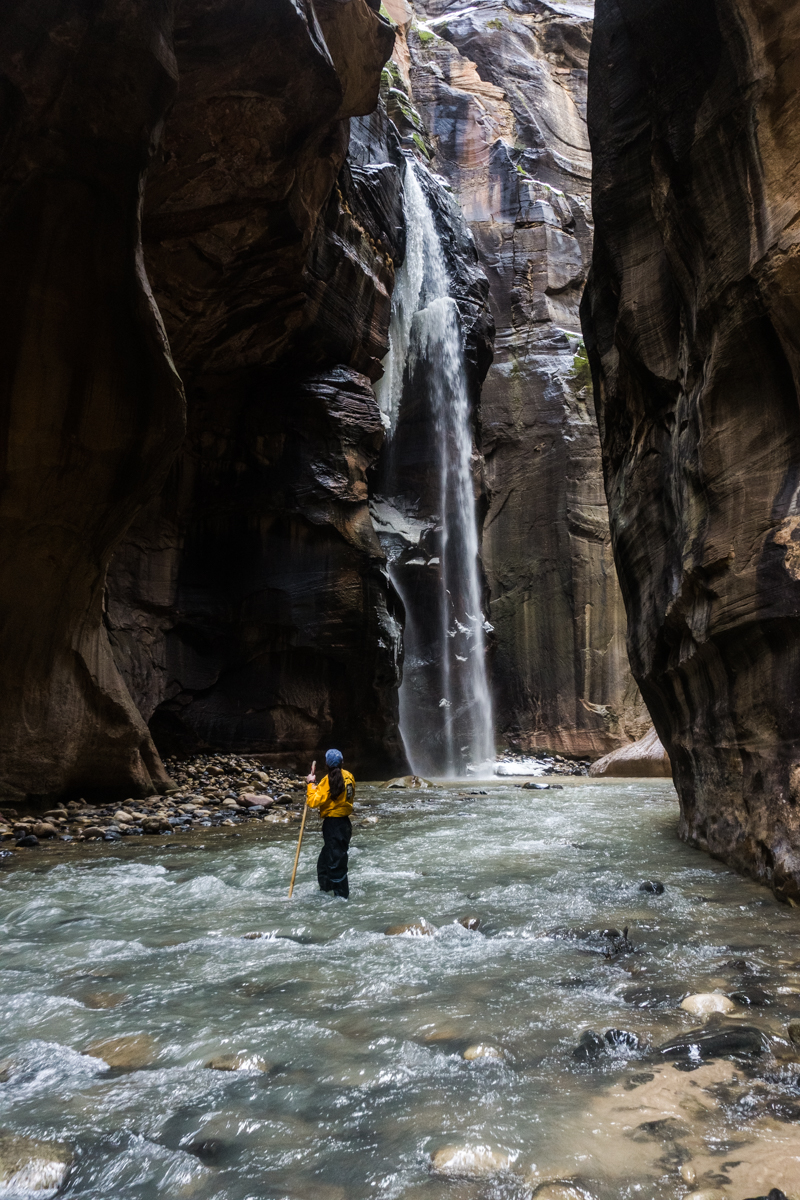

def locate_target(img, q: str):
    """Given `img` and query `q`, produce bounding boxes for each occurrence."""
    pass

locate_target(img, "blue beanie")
[325,748,343,768]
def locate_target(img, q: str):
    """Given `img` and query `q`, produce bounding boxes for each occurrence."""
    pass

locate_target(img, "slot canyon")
[2,1,800,1197]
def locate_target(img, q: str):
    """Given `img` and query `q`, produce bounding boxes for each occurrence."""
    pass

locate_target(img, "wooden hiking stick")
[288,760,314,897]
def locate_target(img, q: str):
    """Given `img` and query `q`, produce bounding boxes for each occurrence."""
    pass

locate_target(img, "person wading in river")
[305,749,355,899]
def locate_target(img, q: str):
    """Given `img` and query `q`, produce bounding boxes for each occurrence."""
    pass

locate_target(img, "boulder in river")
[531,1184,591,1200]
[681,993,737,1016]
[386,776,433,789]
[787,1019,800,1045]
[458,916,480,931]
[14,835,39,848]
[83,1034,156,1068]
[430,1144,513,1177]
[385,919,436,937]
[638,880,665,894]
[205,1053,269,1072]
[588,727,671,778]
[0,1130,71,1196]
[573,1031,605,1062]
[658,1024,769,1062]
[463,1043,504,1061]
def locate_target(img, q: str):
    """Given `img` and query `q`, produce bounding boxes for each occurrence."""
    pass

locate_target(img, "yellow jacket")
[306,770,355,818]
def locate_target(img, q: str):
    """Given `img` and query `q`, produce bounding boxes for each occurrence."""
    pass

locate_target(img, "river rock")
[788,1020,800,1045]
[573,1031,605,1062]
[385,919,436,937]
[14,835,39,848]
[589,728,672,779]
[239,795,273,808]
[430,1144,513,1177]
[141,817,170,835]
[463,1043,504,1061]
[458,916,480,931]
[681,993,737,1016]
[659,1024,769,1063]
[83,991,128,1010]
[0,1130,71,1196]
[638,881,665,895]
[83,1034,156,1069]
[729,988,772,1008]
[386,776,432,789]
[531,1184,588,1200]
[604,1029,640,1052]
[205,1053,269,1072]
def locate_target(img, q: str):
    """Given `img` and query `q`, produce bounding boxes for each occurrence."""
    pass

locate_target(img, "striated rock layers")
[583,0,800,895]
[0,0,399,800]
[0,0,185,802]
[394,0,648,757]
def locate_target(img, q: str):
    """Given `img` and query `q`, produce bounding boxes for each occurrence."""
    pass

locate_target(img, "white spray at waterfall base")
[375,162,494,776]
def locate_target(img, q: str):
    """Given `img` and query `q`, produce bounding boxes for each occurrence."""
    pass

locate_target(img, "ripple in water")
[1,780,800,1198]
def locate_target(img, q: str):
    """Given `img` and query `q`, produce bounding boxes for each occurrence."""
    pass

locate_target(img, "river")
[2,779,800,1199]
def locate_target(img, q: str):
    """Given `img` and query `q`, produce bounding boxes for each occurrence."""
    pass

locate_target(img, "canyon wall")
[106,0,405,775]
[583,0,800,896]
[396,0,648,757]
[0,0,400,800]
[0,0,185,803]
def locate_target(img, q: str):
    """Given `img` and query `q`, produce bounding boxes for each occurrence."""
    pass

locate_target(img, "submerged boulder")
[83,1034,156,1069]
[385,919,436,937]
[431,1144,514,1177]
[386,776,433,789]
[205,1053,269,1072]
[658,1024,769,1062]
[463,1044,504,1061]
[0,1131,71,1197]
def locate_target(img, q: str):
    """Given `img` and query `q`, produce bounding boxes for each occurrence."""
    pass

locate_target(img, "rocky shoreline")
[0,755,308,851]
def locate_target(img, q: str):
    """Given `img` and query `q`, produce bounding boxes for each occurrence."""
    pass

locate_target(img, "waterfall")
[375,163,494,777]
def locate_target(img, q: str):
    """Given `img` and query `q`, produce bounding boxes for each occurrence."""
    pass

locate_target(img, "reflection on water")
[2,780,800,1199]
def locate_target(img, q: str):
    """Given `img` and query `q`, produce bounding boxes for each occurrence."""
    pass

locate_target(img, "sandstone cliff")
[395,0,648,757]
[583,0,800,896]
[106,0,403,775]
[0,0,185,803]
[0,0,399,800]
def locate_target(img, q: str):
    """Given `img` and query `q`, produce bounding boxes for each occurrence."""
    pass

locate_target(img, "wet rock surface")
[106,0,402,778]
[0,1130,71,1196]
[395,0,648,759]
[0,0,185,805]
[1,0,402,802]
[582,0,800,897]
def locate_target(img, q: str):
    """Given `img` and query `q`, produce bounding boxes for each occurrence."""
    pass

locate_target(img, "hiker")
[306,749,355,899]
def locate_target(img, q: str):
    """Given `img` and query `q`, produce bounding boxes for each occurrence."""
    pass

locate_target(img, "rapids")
[2,780,800,1199]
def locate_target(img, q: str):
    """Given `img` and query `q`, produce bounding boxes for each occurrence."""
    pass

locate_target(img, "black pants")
[317,816,351,898]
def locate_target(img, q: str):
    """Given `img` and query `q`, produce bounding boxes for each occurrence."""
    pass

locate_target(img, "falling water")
[375,163,494,776]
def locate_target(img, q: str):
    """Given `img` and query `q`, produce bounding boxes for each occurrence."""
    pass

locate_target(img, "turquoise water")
[2,780,800,1199]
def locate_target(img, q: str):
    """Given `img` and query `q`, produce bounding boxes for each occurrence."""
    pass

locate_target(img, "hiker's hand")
[306,759,316,785]
[306,771,315,784]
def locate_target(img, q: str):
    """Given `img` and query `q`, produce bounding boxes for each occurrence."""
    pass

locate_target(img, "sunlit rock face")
[397,0,648,757]
[106,0,404,774]
[0,0,186,802]
[582,0,800,896]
